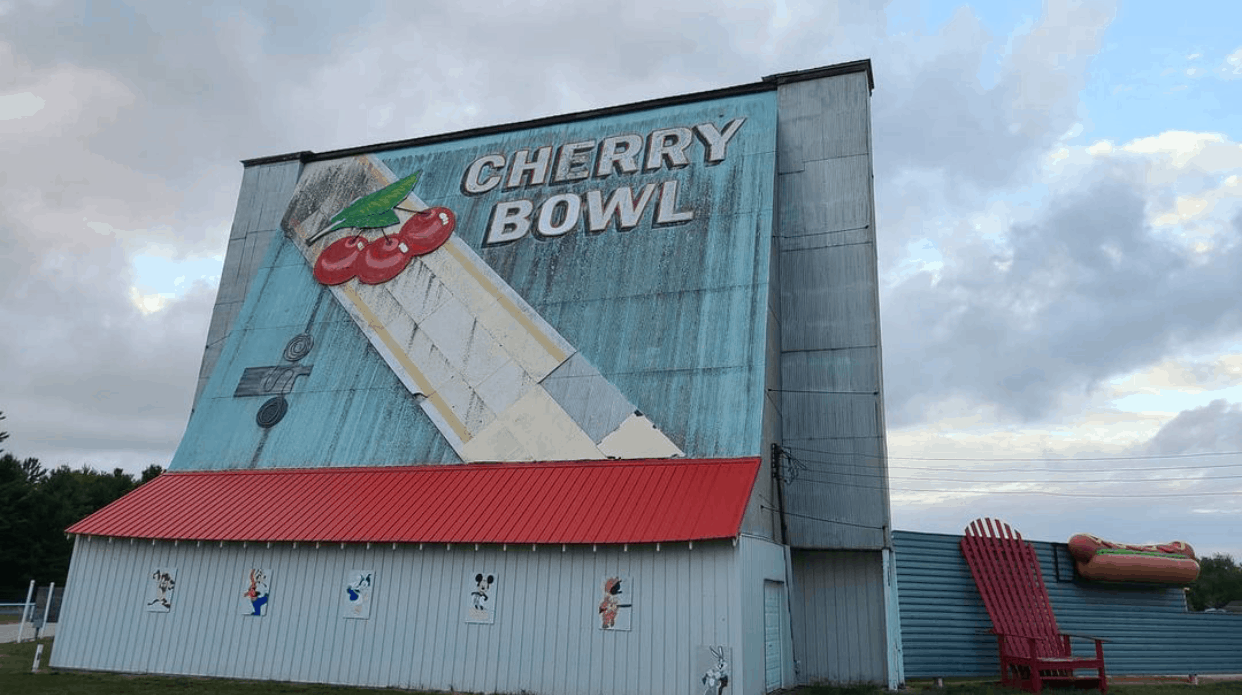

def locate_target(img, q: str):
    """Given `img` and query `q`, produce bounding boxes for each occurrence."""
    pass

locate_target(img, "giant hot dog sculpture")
[1067,533,1200,584]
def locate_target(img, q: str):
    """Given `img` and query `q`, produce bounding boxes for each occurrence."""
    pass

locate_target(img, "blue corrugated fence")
[894,530,1242,678]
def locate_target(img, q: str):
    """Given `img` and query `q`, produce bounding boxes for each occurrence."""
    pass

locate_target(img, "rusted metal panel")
[789,549,889,684]
[51,537,744,695]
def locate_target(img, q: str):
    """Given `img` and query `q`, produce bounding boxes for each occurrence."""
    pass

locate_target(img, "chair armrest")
[1062,632,1112,643]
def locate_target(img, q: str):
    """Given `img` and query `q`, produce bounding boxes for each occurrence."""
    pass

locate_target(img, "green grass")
[0,638,440,694]
[5,638,1241,695]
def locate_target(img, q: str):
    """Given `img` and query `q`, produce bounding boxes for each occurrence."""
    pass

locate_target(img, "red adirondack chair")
[960,518,1108,693]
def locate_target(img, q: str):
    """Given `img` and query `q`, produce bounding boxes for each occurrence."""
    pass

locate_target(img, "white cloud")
[0,90,43,120]
[1224,46,1242,78]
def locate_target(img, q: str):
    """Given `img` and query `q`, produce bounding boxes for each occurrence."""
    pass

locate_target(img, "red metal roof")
[67,458,760,545]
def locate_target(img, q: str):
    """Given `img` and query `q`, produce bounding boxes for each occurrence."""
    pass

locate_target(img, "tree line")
[1186,554,1242,612]
[0,412,162,600]
[1,410,1240,610]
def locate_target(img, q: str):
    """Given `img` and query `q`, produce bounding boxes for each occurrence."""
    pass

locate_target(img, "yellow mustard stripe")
[357,156,387,185]
[441,241,569,364]
[339,284,471,444]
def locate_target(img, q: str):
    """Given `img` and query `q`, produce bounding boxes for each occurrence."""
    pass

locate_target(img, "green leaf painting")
[325,171,421,234]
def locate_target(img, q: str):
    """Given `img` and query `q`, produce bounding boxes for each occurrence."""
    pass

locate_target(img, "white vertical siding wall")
[52,536,748,695]
[738,535,795,693]
[789,549,888,685]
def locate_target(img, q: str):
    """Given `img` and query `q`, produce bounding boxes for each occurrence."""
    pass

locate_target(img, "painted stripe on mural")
[338,283,470,443]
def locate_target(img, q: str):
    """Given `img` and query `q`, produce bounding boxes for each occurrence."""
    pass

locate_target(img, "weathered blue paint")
[171,236,460,469]
[173,92,777,470]
[894,530,1242,678]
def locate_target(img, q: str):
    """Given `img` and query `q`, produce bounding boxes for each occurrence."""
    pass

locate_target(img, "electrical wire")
[781,446,1242,473]
[785,471,1242,498]
[783,443,1242,464]
[785,455,1242,484]
[759,505,884,530]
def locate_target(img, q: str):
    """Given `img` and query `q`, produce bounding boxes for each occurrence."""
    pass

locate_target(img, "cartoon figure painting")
[466,572,495,624]
[598,575,633,630]
[241,568,270,616]
[697,645,731,695]
[146,568,176,612]
[343,570,374,619]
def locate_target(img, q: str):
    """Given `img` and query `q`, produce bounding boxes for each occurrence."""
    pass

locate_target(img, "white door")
[763,580,785,691]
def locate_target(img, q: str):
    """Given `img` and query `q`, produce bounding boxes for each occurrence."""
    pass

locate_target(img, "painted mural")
[240,568,270,616]
[232,333,314,428]
[343,569,374,619]
[170,92,776,470]
[598,575,632,630]
[466,572,495,624]
[282,154,685,462]
[696,645,732,695]
[145,568,176,612]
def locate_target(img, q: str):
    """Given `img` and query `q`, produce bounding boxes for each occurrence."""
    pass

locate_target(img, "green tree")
[1186,554,1242,611]
[0,454,148,599]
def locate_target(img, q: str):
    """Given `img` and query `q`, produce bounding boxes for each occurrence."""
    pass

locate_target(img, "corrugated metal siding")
[68,459,759,544]
[52,538,743,695]
[739,536,795,694]
[894,530,1242,677]
[379,95,777,463]
[195,160,302,407]
[179,93,778,472]
[773,69,889,550]
[173,236,463,470]
[789,549,889,684]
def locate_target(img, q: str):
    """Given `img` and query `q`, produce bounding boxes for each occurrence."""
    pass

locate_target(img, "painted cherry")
[398,207,455,256]
[314,235,368,285]
[357,236,413,285]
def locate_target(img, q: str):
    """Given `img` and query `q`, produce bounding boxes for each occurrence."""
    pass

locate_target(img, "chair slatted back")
[961,518,1066,659]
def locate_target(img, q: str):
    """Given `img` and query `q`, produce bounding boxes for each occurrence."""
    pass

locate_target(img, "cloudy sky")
[2,0,1240,558]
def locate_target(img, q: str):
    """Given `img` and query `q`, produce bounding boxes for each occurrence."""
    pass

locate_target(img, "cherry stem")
[395,204,419,213]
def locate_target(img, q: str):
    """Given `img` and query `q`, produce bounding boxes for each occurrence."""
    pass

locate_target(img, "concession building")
[52,60,898,694]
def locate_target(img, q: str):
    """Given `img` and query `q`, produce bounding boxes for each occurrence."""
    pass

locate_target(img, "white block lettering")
[585,184,657,233]
[596,135,643,178]
[694,118,746,163]
[485,200,534,244]
[505,147,553,189]
[553,141,596,183]
[463,154,506,194]
[645,127,693,171]
[655,180,693,224]
[537,194,581,237]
